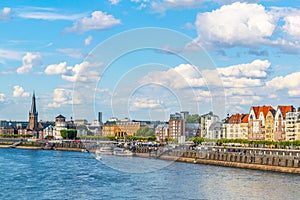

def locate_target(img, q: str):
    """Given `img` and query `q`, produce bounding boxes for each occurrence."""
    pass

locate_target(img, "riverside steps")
[135,145,300,174]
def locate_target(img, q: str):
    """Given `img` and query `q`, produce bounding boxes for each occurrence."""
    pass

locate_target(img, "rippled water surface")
[1,148,300,199]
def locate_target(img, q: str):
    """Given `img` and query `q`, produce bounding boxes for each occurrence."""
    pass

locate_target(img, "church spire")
[27,91,40,132]
[30,91,37,114]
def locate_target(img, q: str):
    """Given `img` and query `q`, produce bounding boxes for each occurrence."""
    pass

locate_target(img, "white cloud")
[57,48,84,59]
[16,7,85,21]
[130,97,163,110]
[141,60,270,90]
[16,52,42,74]
[47,88,74,108]
[0,48,24,60]
[140,64,205,89]
[13,85,30,97]
[151,0,202,13]
[217,59,271,78]
[84,35,93,46]
[138,59,272,115]
[0,7,11,21]
[62,61,102,83]
[283,11,300,38]
[109,0,121,5]
[195,2,276,48]
[64,11,121,33]
[266,72,300,97]
[44,62,67,75]
[0,93,6,102]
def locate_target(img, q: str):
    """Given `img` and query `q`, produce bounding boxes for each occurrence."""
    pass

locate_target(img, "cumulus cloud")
[140,64,205,89]
[266,72,300,97]
[62,61,102,83]
[130,97,163,110]
[16,52,42,74]
[283,11,300,38]
[13,85,30,97]
[47,88,74,108]
[0,7,11,21]
[195,2,276,48]
[44,62,67,75]
[138,59,272,114]
[217,59,271,78]
[64,11,121,33]
[0,93,6,102]
[141,60,270,90]
[84,35,93,46]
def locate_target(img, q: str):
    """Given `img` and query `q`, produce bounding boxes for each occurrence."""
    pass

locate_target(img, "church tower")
[27,92,39,131]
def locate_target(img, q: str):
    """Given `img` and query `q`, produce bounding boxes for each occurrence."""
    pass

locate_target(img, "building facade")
[168,113,185,144]
[26,92,43,138]
[285,111,299,141]
[274,106,295,141]
[265,110,276,141]
[200,112,221,139]
[248,106,274,140]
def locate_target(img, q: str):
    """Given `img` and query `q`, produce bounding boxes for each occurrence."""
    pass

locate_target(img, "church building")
[26,92,43,138]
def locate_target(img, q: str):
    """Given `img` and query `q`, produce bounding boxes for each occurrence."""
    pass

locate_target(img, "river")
[0,148,299,199]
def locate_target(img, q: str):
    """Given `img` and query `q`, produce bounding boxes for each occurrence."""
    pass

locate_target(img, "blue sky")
[1,0,300,122]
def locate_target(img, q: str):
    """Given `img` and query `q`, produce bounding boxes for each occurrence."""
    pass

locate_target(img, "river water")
[0,148,299,200]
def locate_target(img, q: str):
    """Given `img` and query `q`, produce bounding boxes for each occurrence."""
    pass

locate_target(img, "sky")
[1,0,300,122]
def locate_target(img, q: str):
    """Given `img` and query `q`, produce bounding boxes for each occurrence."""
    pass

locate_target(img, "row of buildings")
[0,93,102,139]
[154,105,300,143]
[2,93,300,143]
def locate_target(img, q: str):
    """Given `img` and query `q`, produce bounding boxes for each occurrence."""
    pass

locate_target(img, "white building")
[53,115,67,139]
[285,111,299,141]
[200,112,221,139]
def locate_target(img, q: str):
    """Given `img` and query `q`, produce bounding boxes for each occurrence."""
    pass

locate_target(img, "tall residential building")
[274,105,295,141]
[168,113,186,144]
[248,106,274,140]
[200,111,221,139]
[265,109,276,141]
[98,112,102,124]
[285,111,299,141]
[240,114,248,139]
[295,113,300,140]
[155,123,169,142]
[180,111,190,120]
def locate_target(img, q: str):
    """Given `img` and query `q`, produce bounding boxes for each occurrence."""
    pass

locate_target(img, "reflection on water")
[0,148,299,199]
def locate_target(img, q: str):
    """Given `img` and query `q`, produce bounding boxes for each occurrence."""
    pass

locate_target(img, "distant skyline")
[1,1,300,122]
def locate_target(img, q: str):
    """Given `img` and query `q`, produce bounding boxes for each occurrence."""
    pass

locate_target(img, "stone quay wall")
[135,146,300,174]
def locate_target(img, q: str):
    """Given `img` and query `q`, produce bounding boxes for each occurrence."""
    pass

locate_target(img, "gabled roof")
[227,113,248,124]
[56,114,66,119]
[228,113,242,124]
[241,114,249,123]
[268,109,276,117]
[251,106,274,119]
[277,105,295,119]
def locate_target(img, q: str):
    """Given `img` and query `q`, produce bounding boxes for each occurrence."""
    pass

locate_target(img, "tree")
[186,114,200,123]
[60,129,77,139]
[136,126,154,137]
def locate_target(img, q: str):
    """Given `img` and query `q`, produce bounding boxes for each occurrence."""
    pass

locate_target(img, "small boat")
[96,155,102,160]
[113,147,133,156]
[96,146,114,155]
